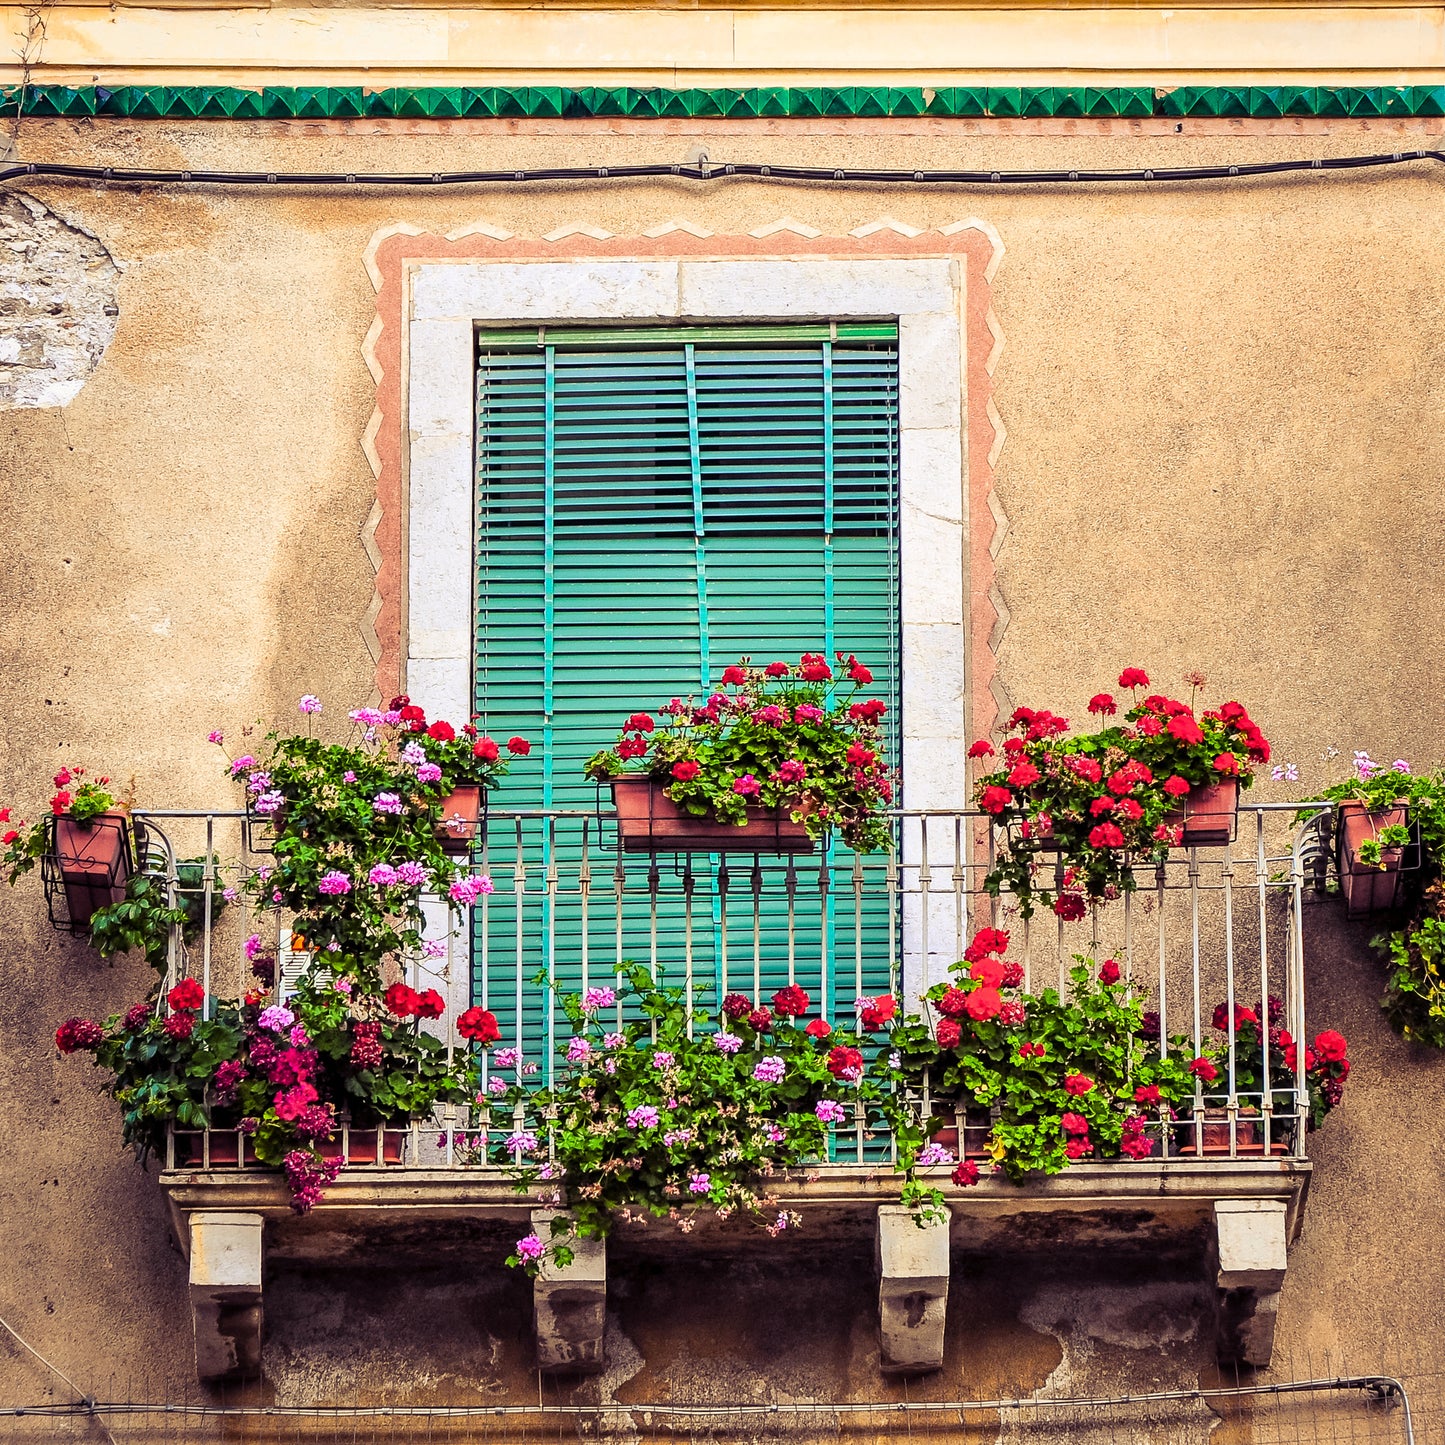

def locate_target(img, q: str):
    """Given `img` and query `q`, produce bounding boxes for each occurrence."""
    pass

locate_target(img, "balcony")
[124,800,1326,1379]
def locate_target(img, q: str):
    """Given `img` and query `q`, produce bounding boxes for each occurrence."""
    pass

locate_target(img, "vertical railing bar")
[918,816,932,998]
[200,816,215,1020]
[579,817,592,1000]
[952,815,965,961]
[718,856,731,1003]
[818,847,830,1026]
[785,854,798,988]
[1156,860,1170,1155]
[1222,832,1238,1158]
[683,856,695,1038]
[752,856,763,1003]
[885,843,899,1000]
[545,814,558,1073]
[1189,846,1204,1154]
[853,851,866,1006]
[513,814,527,1081]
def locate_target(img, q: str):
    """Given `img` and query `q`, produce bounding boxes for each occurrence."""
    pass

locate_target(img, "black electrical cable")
[0,149,1441,188]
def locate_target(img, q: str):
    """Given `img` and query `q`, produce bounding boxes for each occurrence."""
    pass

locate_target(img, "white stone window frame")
[403,258,969,1010]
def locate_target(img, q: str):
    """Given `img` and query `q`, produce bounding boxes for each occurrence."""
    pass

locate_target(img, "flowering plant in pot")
[487,964,881,1273]
[1194,996,1349,1144]
[584,653,895,854]
[54,957,494,1211]
[969,669,1270,919]
[217,696,524,981]
[875,931,1199,1206]
[2,767,137,930]
[1306,754,1441,919]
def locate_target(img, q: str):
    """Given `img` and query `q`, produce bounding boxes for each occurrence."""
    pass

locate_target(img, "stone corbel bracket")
[1214,1199,1288,1367]
[877,1204,952,1373]
[532,1209,607,1372]
[188,1211,265,1381]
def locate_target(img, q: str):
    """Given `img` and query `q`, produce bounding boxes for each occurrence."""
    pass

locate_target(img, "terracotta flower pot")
[436,784,485,855]
[319,1129,404,1165]
[930,1104,991,1158]
[611,777,813,855]
[1165,779,1240,848]
[1337,800,1409,919]
[51,810,133,928]
[1177,1107,1266,1156]
[173,1132,246,1167]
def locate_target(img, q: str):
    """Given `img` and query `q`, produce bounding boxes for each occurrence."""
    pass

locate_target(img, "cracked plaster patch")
[0,193,118,409]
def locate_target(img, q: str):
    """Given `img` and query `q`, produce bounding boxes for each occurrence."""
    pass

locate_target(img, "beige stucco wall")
[1,116,1442,1432]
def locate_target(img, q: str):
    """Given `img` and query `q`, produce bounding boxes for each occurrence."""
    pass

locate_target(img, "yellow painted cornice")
[6,1,1445,87]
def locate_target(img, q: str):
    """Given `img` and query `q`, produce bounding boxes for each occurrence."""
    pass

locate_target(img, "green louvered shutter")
[473,326,899,1068]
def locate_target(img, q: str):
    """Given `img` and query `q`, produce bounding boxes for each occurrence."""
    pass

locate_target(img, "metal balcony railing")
[132,802,1329,1176]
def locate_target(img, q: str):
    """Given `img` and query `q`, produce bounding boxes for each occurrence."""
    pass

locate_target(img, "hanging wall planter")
[1335,799,1410,919]
[436,784,486,856]
[1169,779,1241,848]
[611,777,813,855]
[42,809,135,933]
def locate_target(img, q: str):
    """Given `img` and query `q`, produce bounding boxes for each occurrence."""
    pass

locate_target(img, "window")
[473,325,901,1057]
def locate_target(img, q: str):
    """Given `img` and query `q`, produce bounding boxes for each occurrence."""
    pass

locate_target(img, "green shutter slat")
[477,324,899,348]
[476,329,899,1064]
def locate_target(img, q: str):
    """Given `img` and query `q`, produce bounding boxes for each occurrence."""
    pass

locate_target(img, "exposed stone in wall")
[0,192,118,409]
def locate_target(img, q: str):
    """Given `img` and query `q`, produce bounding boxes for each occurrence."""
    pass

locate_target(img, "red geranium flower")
[968,958,1004,988]
[805,1018,832,1038]
[721,665,749,685]
[384,983,421,1018]
[507,737,531,755]
[936,1018,962,1048]
[1134,1084,1162,1106]
[1116,798,1144,822]
[764,661,791,678]
[1166,714,1206,746]
[799,653,833,683]
[671,760,701,782]
[1007,760,1041,787]
[964,926,1010,961]
[1188,1056,1219,1082]
[1063,1073,1094,1096]
[457,1006,500,1043]
[1213,753,1240,775]
[1313,1029,1348,1063]
[1162,775,1190,797]
[748,1007,773,1032]
[1098,958,1121,985]
[414,989,446,1020]
[1088,823,1125,850]
[1060,1111,1090,1136]
[849,699,887,722]
[427,720,456,743]
[722,993,751,1020]
[859,994,897,1030]
[847,744,878,767]
[939,986,970,1018]
[951,1160,980,1187]
[1001,961,1024,988]
[826,1045,863,1080]
[1053,893,1087,922]
[979,785,1013,815]
[167,978,205,1012]
[964,987,1002,1022]
[623,713,655,734]
[1088,693,1117,716]
[618,738,648,760]
[772,985,810,1018]
[55,1017,104,1053]
[473,737,500,762]
[1118,667,1150,689]
[1064,1137,1093,1160]
[50,792,71,815]
[1090,796,1115,817]
[163,1012,195,1041]
[967,740,995,759]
